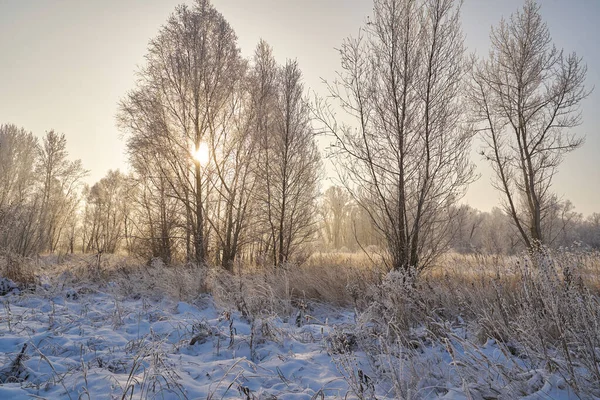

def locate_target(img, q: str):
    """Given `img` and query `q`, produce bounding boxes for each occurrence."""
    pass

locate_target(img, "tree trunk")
[194,161,204,264]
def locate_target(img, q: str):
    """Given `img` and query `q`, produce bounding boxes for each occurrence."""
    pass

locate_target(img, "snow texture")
[0,281,593,399]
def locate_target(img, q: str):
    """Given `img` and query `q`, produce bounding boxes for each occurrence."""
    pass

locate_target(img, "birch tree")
[470,0,589,248]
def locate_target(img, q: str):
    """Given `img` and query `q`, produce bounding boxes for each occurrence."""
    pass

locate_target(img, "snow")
[0,282,595,399]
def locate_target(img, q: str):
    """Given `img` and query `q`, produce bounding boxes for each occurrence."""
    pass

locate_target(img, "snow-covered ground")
[0,279,594,399]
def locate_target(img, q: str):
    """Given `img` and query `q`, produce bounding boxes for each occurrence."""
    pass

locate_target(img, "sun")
[192,142,210,166]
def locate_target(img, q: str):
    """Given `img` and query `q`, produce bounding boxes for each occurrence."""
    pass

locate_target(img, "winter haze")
[1,1,600,399]
[0,0,598,214]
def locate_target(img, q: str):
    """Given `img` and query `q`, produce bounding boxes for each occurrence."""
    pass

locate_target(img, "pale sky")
[0,0,598,215]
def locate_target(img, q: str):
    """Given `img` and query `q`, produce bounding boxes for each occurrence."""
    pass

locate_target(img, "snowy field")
[0,272,593,400]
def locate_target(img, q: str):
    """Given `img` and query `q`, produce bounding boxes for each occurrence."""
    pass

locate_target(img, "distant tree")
[348,200,381,251]
[36,130,87,253]
[82,170,130,254]
[317,0,474,273]
[449,204,484,254]
[0,124,37,210]
[543,197,581,247]
[320,186,352,250]
[448,205,523,255]
[579,213,600,250]
[470,1,590,248]
[0,124,39,255]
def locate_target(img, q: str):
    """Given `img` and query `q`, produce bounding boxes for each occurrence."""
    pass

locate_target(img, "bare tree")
[0,125,37,211]
[126,131,183,263]
[118,0,243,264]
[0,125,87,256]
[448,204,485,254]
[320,186,352,250]
[244,41,279,264]
[470,0,590,248]
[36,130,88,253]
[543,197,581,247]
[579,213,600,250]
[82,170,130,254]
[0,124,39,255]
[317,0,474,273]
[204,66,259,270]
[254,55,321,266]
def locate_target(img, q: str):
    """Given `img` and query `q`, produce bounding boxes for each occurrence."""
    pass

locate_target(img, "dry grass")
[358,248,600,397]
[3,247,599,309]
[205,253,385,319]
[0,252,37,286]
[2,247,600,397]
[0,253,208,302]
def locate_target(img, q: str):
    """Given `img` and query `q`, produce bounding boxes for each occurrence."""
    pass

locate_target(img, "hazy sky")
[1,0,598,215]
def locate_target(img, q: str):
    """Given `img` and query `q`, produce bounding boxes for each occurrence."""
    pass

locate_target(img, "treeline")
[450,204,600,254]
[317,186,600,254]
[1,0,597,272]
[0,121,598,264]
[0,125,87,256]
